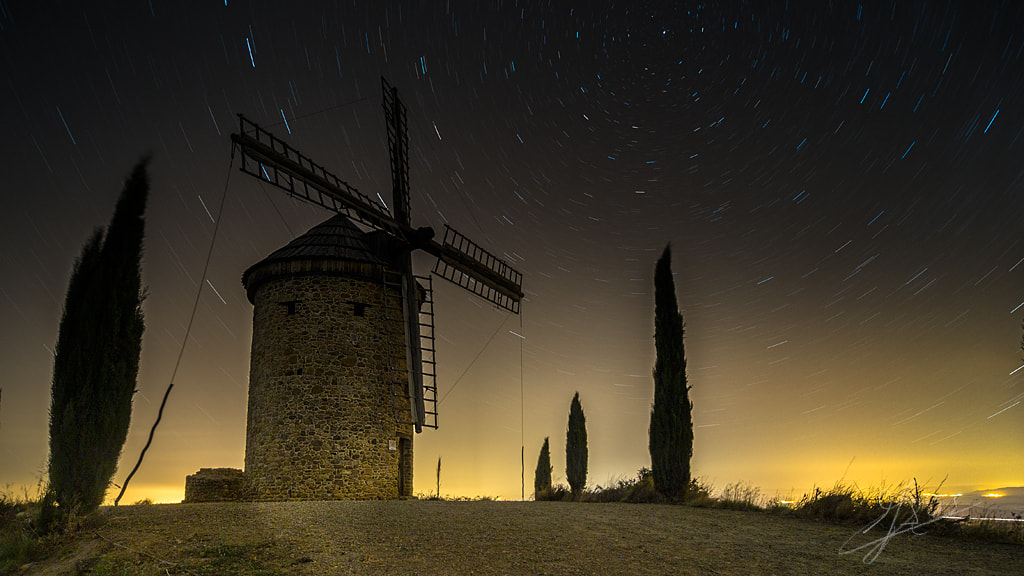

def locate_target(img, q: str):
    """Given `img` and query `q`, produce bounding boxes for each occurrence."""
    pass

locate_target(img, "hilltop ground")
[13,500,1024,575]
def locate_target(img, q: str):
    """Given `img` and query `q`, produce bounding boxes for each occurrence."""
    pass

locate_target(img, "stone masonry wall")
[244,269,414,500]
[183,468,248,502]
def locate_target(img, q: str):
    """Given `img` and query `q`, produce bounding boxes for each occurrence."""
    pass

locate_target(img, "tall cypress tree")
[534,437,553,499]
[649,243,692,501]
[566,392,588,499]
[49,158,150,511]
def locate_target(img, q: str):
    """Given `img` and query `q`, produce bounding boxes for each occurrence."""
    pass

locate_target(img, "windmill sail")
[231,115,402,237]
[383,77,411,227]
[431,226,523,313]
[230,79,523,433]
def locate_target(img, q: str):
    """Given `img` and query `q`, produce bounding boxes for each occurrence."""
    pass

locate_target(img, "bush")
[582,469,661,503]
[535,485,573,502]
[619,468,662,504]
[790,479,941,528]
[683,476,715,507]
[718,482,763,511]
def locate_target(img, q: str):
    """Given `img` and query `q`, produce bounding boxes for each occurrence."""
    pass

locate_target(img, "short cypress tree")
[534,437,553,499]
[48,158,149,512]
[566,392,588,499]
[649,243,692,501]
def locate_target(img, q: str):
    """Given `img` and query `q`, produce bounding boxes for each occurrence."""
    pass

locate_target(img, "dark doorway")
[398,437,411,497]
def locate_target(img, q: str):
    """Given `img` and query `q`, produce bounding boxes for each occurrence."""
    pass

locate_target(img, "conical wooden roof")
[259,214,384,264]
[241,214,390,303]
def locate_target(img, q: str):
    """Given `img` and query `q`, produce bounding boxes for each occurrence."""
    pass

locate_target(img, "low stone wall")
[183,468,248,502]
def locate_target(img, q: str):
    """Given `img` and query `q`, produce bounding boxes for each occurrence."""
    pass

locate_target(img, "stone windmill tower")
[231,78,523,500]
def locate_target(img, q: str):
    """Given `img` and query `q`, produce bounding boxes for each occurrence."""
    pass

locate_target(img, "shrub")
[718,482,763,511]
[535,485,573,502]
[0,489,46,573]
[791,479,942,528]
[683,477,715,507]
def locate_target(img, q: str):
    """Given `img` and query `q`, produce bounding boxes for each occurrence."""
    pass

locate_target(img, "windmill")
[231,78,523,499]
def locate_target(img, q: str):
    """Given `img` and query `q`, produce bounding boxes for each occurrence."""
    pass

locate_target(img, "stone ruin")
[183,468,248,502]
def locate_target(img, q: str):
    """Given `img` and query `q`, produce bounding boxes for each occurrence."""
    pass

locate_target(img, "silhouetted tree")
[48,158,149,513]
[649,243,692,501]
[566,392,588,498]
[534,437,553,499]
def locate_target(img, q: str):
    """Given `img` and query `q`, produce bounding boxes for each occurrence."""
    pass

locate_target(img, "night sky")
[2,1,1022,508]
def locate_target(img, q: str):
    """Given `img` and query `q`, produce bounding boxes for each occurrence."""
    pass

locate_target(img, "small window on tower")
[278,300,300,315]
[352,302,368,317]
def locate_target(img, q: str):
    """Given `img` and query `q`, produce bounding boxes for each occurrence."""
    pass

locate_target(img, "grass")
[0,483,144,576]
[185,541,290,576]
[536,470,1024,547]
[0,485,47,574]
[4,473,1020,574]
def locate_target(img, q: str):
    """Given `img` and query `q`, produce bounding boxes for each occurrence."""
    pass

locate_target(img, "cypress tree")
[48,158,149,512]
[649,243,692,501]
[534,437,552,499]
[566,392,588,499]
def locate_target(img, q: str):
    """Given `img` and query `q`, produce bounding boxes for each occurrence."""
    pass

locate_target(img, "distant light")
[983,493,1005,498]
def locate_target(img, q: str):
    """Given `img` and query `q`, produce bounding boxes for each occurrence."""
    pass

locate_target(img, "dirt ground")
[15,500,1024,575]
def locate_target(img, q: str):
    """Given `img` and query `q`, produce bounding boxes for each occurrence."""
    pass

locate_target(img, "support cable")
[520,310,525,501]
[114,147,236,506]
[437,310,511,405]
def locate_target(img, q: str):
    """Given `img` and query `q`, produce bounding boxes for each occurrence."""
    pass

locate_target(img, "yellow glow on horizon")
[983,493,1005,498]
[103,486,185,505]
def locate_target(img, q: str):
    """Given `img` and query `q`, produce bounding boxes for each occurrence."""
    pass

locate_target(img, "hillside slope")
[17,500,1024,575]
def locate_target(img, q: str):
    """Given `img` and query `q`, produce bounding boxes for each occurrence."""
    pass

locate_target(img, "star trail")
[0,1,1021,506]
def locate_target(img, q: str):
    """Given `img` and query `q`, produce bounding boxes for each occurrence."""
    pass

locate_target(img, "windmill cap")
[241,214,390,303]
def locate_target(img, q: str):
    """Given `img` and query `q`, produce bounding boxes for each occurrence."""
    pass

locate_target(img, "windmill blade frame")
[231,115,403,237]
